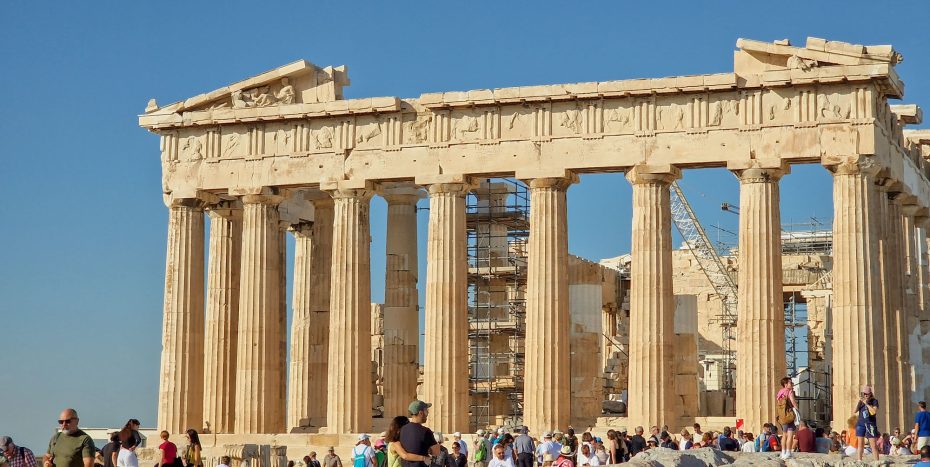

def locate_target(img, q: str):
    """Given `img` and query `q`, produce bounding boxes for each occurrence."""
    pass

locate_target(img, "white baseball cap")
[453,432,462,438]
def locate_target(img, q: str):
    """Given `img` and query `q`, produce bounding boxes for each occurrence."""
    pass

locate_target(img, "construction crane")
[669,181,738,391]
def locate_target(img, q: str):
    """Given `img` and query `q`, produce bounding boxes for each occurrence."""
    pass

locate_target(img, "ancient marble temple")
[141,37,930,440]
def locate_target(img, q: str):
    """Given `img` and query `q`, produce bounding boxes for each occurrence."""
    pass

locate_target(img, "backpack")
[353,446,370,467]
[474,440,487,462]
[776,396,795,425]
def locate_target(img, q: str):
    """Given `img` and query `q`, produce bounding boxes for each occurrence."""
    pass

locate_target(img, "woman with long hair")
[116,427,139,467]
[385,416,430,467]
[184,429,202,467]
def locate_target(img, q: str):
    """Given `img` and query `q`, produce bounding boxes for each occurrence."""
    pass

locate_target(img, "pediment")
[735,37,902,75]
[145,60,350,115]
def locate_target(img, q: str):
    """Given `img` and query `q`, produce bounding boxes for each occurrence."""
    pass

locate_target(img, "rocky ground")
[621,447,921,466]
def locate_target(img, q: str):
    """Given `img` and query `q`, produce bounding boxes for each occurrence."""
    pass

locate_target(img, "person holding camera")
[855,385,881,461]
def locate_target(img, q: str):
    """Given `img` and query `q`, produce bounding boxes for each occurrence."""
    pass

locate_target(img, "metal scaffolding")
[466,178,529,430]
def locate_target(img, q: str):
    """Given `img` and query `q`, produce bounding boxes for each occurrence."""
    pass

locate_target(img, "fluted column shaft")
[326,189,373,433]
[877,194,902,429]
[895,205,917,427]
[829,160,886,424]
[524,176,573,434]
[287,222,314,430]
[234,194,285,434]
[382,189,422,417]
[733,167,786,433]
[626,166,680,430]
[423,183,470,433]
[158,199,206,433]
[203,204,242,433]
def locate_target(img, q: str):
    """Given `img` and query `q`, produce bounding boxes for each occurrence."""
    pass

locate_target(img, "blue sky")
[2,0,928,452]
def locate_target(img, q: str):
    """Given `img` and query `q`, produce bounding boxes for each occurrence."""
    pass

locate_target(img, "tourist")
[182,430,202,467]
[373,440,387,467]
[123,421,142,451]
[692,424,703,440]
[448,443,466,467]
[576,445,597,467]
[775,377,798,459]
[551,446,572,467]
[644,440,657,452]
[603,432,618,464]
[753,425,776,453]
[889,437,910,456]
[813,428,830,454]
[44,409,95,467]
[487,446,512,467]
[591,439,607,465]
[628,427,645,457]
[561,430,577,465]
[717,428,738,452]
[452,434,467,458]
[115,427,137,467]
[535,432,558,465]
[434,433,453,467]
[646,427,659,447]
[512,427,533,467]
[351,435,376,467]
[677,430,692,451]
[304,453,321,467]
[399,400,440,467]
[156,431,177,467]
[216,457,230,467]
[795,420,814,453]
[697,433,712,449]
[916,401,930,450]
[739,433,755,453]
[99,433,118,467]
[854,385,880,461]
[658,432,677,450]
[473,430,489,467]
[2,437,37,467]
[324,448,342,467]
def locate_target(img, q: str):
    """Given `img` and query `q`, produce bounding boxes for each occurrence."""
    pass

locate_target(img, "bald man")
[43,409,94,467]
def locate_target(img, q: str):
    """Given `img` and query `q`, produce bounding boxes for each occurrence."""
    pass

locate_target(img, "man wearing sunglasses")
[42,409,95,467]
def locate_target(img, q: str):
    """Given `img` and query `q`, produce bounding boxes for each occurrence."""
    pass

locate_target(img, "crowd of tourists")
[5,392,930,467]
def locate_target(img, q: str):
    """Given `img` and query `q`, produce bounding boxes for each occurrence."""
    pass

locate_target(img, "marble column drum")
[523,176,573,434]
[381,187,423,418]
[733,166,787,433]
[829,159,886,423]
[325,189,373,433]
[877,193,901,429]
[422,182,470,433]
[625,165,680,430]
[234,193,285,434]
[287,221,314,430]
[159,198,206,433]
[202,202,242,434]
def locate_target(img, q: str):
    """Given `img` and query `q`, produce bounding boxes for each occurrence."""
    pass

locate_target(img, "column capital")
[241,193,285,205]
[427,182,472,196]
[915,216,930,230]
[625,164,681,186]
[164,190,219,209]
[288,221,314,236]
[205,199,243,220]
[733,165,789,184]
[378,182,427,205]
[822,155,883,177]
[527,173,578,190]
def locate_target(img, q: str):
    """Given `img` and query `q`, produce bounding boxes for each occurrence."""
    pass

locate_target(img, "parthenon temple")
[140,36,930,456]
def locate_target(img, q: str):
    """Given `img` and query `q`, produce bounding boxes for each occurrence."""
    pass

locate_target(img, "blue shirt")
[916,410,930,436]
[856,399,879,427]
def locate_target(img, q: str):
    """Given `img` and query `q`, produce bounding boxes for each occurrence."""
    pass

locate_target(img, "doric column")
[234,192,285,434]
[203,201,242,434]
[158,197,206,433]
[326,188,373,433]
[877,191,902,429]
[287,221,313,430]
[895,202,920,426]
[523,176,574,434]
[381,184,424,417]
[287,197,334,429]
[732,166,787,433]
[625,165,680,430]
[422,182,470,433]
[827,158,886,423]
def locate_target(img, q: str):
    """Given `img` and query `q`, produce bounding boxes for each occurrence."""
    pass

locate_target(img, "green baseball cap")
[408,400,432,414]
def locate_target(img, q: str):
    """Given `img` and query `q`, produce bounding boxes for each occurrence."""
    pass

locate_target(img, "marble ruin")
[140,36,930,458]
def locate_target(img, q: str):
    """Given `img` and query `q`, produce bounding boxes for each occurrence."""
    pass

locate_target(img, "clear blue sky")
[2,0,928,452]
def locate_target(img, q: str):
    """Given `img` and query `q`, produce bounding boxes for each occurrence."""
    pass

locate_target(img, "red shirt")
[160,441,178,464]
[796,428,815,453]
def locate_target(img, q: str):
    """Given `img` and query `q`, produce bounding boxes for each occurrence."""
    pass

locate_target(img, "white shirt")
[488,456,514,467]
[740,441,755,453]
[579,454,600,467]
